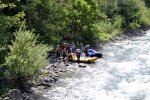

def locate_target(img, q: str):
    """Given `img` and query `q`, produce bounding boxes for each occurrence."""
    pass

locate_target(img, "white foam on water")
[42,30,150,100]
[117,75,150,99]
[146,30,150,36]
[109,61,140,72]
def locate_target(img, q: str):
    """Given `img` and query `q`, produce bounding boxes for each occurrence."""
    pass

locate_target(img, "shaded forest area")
[0,0,150,96]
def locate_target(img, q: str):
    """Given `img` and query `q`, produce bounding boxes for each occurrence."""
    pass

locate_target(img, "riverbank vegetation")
[1,0,150,97]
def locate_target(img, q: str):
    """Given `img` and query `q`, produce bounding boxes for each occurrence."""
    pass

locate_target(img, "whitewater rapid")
[42,30,150,100]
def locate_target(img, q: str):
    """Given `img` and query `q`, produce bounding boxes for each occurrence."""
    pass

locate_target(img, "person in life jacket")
[62,43,66,50]
[56,45,61,59]
[66,43,70,53]
[84,45,90,56]
[76,49,81,62]
[62,48,67,63]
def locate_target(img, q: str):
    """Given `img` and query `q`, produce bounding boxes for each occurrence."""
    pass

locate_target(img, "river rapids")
[41,30,150,100]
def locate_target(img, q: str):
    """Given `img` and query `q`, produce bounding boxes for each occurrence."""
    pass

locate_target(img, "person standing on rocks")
[62,43,66,50]
[73,45,77,54]
[56,45,61,59]
[84,45,90,56]
[66,43,70,53]
[62,48,67,63]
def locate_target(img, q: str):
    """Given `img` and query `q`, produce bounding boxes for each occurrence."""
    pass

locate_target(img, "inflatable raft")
[70,53,97,63]
[87,49,103,58]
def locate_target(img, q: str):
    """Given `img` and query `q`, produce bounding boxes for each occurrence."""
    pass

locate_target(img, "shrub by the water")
[5,27,49,86]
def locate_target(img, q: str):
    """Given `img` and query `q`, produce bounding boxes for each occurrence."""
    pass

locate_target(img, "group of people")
[55,43,90,63]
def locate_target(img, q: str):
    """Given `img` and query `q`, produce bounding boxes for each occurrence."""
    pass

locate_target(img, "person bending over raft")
[84,45,90,56]
[56,45,61,59]
[68,53,73,62]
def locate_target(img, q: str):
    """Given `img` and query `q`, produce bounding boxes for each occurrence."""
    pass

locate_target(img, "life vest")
[62,49,67,55]
[76,50,81,56]
[68,47,72,53]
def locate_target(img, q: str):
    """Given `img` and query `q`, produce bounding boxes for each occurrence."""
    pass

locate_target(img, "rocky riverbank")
[112,27,150,42]
[2,57,86,100]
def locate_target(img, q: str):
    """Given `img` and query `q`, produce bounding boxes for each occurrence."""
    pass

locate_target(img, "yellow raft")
[70,54,97,63]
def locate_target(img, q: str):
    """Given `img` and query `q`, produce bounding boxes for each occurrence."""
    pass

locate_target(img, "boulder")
[8,89,23,100]
[78,64,87,68]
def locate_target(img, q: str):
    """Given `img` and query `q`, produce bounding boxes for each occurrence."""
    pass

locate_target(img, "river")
[40,30,150,100]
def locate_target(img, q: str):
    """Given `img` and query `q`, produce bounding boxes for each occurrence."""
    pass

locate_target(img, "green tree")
[0,1,25,90]
[0,0,25,65]
[97,0,118,19]
[5,27,49,86]
[116,0,150,29]
[66,0,100,44]
[22,0,101,45]
[23,0,68,45]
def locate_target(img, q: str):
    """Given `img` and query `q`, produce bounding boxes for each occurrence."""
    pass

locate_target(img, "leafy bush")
[139,7,150,26]
[5,27,49,85]
[96,20,119,41]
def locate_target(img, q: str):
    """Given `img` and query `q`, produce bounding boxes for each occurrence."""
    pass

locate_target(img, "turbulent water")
[41,30,150,100]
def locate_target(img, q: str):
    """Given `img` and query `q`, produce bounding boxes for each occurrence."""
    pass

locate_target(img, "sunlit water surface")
[41,30,150,100]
